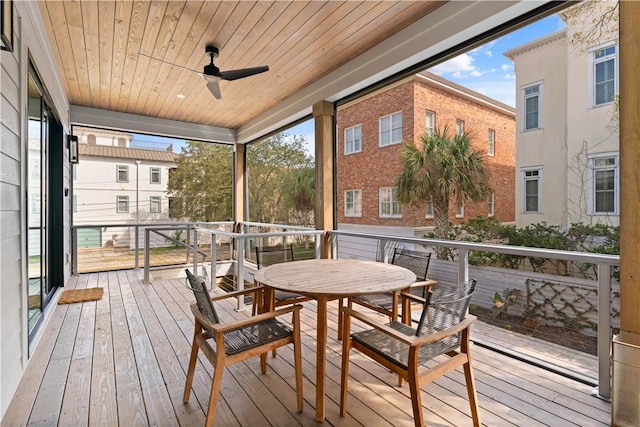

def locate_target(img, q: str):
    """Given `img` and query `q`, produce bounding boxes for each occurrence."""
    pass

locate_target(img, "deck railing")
[327,229,619,400]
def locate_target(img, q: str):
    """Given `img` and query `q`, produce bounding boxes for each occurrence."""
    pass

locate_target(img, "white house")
[505,2,619,228]
[72,127,178,248]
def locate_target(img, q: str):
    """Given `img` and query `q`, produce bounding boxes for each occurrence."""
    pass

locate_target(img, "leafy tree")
[167,141,233,221]
[282,166,315,227]
[247,133,314,224]
[396,125,491,259]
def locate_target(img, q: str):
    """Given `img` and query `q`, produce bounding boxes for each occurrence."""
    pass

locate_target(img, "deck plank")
[3,269,611,427]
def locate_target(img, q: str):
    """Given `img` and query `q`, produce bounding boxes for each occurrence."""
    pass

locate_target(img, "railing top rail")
[238,221,315,231]
[328,230,619,265]
[72,221,233,229]
[194,227,322,239]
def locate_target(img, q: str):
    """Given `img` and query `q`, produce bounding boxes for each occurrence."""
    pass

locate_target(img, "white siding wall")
[512,33,568,227]
[336,223,416,260]
[1,2,71,419]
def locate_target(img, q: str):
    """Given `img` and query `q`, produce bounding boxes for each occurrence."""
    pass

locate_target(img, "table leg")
[315,297,328,422]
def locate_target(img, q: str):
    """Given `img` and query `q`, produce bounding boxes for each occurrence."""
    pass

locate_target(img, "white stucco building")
[72,127,178,247]
[506,2,619,228]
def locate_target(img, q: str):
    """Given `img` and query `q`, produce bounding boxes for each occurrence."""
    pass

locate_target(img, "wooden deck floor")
[3,270,611,426]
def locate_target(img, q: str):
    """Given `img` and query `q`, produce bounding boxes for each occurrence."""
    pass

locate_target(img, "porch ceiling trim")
[70,105,235,144]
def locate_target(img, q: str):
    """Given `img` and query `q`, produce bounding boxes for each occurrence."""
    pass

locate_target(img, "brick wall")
[336,77,516,227]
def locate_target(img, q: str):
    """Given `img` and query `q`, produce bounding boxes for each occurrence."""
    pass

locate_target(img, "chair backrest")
[255,245,295,269]
[185,269,220,327]
[415,279,476,337]
[391,248,431,281]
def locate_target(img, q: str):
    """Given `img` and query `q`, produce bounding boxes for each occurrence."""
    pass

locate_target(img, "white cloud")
[501,63,513,71]
[485,50,493,58]
[430,54,482,78]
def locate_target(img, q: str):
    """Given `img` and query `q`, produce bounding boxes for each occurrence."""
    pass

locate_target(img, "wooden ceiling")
[38,1,443,131]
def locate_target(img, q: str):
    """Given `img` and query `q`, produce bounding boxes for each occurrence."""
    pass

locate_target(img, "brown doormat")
[58,288,104,304]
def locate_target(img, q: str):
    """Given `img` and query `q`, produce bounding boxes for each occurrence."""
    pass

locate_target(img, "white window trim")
[425,110,435,136]
[344,189,362,217]
[455,201,464,218]
[455,119,465,136]
[344,124,362,155]
[522,167,543,213]
[488,129,495,157]
[589,43,618,108]
[379,187,402,218]
[116,195,129,213]
[379,111,403,147]
[587,152,619,215]
[488,192,495,217]
[522,82,542,131]
[150,167,161,184]
[425,196,434,219]
[150,196,162,213]
[116,164,129,183]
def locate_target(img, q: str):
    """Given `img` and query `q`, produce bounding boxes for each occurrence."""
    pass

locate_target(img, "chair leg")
[407,350,424,427]
[293,309,304,413]
[205,363,225,427]
[462,330,481,426]
[337,298,344,341]
[183,329,201,403]
[260,352,267,374]
[339,313,352,416]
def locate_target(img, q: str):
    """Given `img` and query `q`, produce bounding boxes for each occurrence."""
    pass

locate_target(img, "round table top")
[253,258,416,298]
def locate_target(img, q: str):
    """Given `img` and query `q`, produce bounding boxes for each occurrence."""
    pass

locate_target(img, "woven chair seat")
[223,318,293,355]
[350,321,461,370]
[351,293,395,310]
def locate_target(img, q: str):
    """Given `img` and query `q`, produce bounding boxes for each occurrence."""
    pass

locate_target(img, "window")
[379,187,401,217]
[116,165,129,183]
[523,169,542,213]
[344,125,362,154]
[488,192,495,217]
[73,163,77,180]
[379,112,402,146]
[73,195,78,213]
[425,111,435,136]
[425,196,434,218]
[455,201,464,218]
[344,190,362,217]
[150,167,161,184]
[488,129,495,156]
[116,195,129,213]
[589,154,618,214]
[455,119,465,136]
[150,196,161,213]
[31,194,41,214]
[593,45,617,106]
[524,84,540,130]
[31,157,40,179]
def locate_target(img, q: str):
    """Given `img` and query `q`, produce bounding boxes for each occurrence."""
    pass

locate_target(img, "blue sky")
[133,14,566,156]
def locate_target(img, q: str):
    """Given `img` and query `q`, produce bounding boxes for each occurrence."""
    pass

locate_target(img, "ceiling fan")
[140,45,269,99]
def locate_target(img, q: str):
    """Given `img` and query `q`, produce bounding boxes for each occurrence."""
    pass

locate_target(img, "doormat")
[58,288,104,304]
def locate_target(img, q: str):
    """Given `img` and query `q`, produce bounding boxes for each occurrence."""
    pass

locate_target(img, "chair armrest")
[400,292,427,304]
[409,279,437,289]
[342,305,476,347]
[209,286,263,302]
[191,303,302,334]
[341,306,418,345]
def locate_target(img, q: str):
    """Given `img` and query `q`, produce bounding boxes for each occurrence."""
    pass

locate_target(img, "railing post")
[236,236,245,310]
[144,228,150,283]
[186,227,191,265]
[458,248,469,284]
[210,233,217,291]
[596,263,612,400]
[72,227,78,275]
[134,225,139,269]
[193,228,198,276]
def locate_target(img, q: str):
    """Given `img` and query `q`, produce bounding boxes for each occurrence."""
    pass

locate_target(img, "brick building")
[336,71,515,249]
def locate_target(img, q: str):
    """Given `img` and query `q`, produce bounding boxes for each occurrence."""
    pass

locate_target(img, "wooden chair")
[183,269,303,427]
[340,280,480,427]
[252,245,311,314]
[338,249,432,340]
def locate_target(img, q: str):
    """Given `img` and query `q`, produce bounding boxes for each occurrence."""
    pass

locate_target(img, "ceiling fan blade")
[138,52,201,74]
[219,66,269,81]
[206,80,222,99]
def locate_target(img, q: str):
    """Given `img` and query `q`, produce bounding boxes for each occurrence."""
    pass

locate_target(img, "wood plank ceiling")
[38,1,443,131]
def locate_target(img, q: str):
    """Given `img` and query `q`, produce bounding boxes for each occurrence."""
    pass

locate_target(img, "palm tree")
[395,125,491,259]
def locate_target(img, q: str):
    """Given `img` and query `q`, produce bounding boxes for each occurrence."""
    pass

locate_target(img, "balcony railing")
[128,222,618,401]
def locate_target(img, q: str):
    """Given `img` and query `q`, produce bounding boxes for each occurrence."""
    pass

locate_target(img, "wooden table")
[254,258,416,422]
